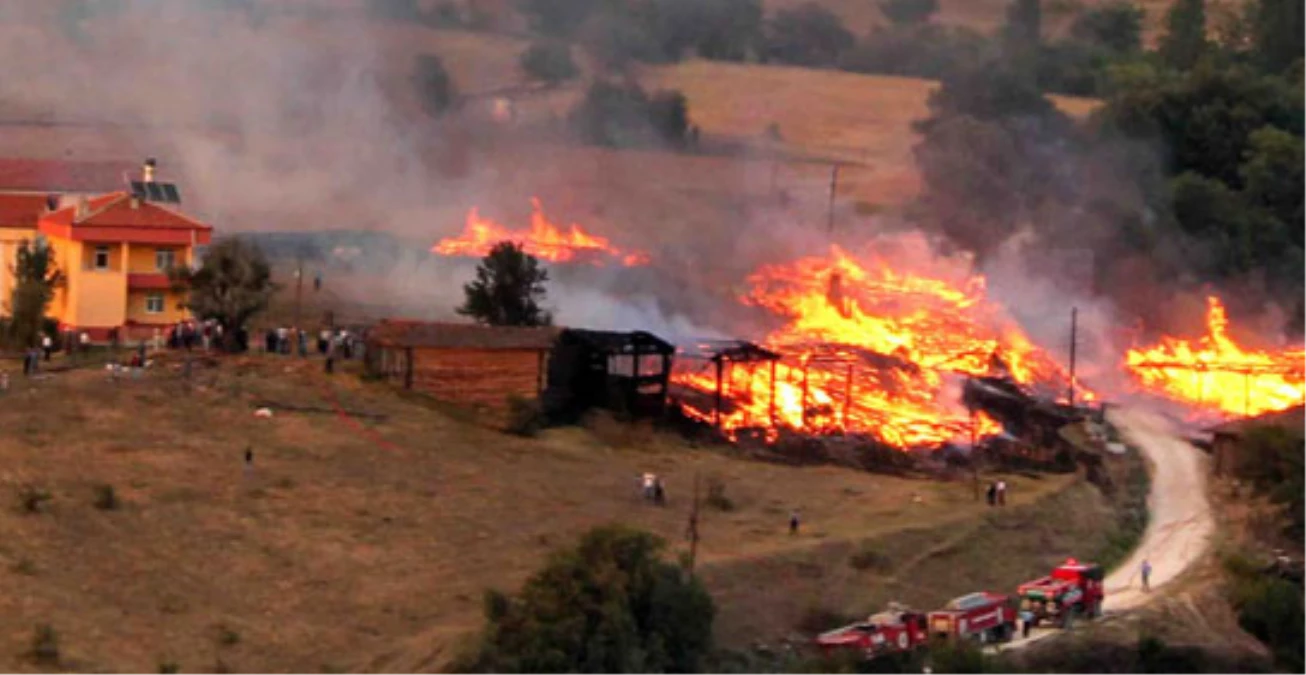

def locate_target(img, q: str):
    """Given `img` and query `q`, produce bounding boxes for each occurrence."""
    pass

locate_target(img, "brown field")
[0,353,1083,672]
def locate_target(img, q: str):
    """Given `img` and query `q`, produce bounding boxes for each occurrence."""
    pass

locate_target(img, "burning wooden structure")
[364,320,560,422]
[671,340,782,431]
[963,375,1085,468]
[542,329,675,422]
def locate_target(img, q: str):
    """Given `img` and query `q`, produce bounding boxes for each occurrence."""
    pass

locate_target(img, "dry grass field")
[0,353,1083,672]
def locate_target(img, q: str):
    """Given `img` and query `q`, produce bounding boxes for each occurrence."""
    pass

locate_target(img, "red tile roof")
[42,192,210,231]
[0,158,138,193]
[0,193,52,228]
[367,319,562,350]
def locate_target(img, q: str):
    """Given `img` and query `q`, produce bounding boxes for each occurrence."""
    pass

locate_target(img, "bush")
[761,3,855,67]
[30,624,59,665]
[705,475,734,511]
[848,546,892,572]
[1227,570,1304,671]
[158,661,180,674]
[17,484,52,514]
[569,81,690,147]
[466,525,715,672]
[504,395,545,437]
[93,483,119,511]
[519,41,578,84]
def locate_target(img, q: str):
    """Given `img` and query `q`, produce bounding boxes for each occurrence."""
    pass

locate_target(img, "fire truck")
[926,591,1018,643]
[1016,558,1105,628]
[814,604,929,659]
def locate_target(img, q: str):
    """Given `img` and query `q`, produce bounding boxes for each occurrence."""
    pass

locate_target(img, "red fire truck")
[814,605,929,659]
[926,591,1018,643]
[1016,558,1105,628]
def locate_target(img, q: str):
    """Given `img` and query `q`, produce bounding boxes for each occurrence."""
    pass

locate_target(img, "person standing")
[324,337,335,375]
[41,334,52,361]
[789,509,800,535]
[996,479,1007,506]
[986,481,997,506]
[1141,558,1152,592]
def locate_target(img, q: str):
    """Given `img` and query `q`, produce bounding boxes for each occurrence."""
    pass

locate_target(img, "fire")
[1125,296,1305,417]
[672,239,1080,448]
[432,198,649,267]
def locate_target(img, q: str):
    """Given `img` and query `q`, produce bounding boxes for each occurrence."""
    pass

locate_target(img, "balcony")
[127,272,173,290]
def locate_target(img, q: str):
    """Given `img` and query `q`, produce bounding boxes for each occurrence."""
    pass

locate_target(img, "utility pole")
[686,472,701,578]
[1067,307,1078,407]
[970,403,980,502]
[293,257,304,331]
[826,164,841,234]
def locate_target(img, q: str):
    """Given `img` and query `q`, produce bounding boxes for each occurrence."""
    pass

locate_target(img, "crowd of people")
[261,326,362,373]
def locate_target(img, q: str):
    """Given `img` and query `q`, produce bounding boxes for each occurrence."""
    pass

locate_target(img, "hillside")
[0,354,1086,672]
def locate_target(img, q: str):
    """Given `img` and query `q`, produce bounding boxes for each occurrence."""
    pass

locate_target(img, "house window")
[93,245,110,270]
[155,248,176,271]
[145,293,165,314]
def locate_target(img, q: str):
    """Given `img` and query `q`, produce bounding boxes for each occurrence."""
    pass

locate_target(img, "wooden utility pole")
[1067,307,1078,406]
[293,258,304,331]
[686,472,701,578]
[826,164,841,234]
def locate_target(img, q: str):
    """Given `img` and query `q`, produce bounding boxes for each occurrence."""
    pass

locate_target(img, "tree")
[467,525,715,673]
[880,0,939,26]
[1240,126,1305,239]
[761,3,855,67]
[413,54,456,117]
[1002,0,1043,54]
[1069,1,1144,54]
[4,239,62,349]
[518,41,578,84]
[1159,0,1209,71]
[171,238,275,352]
[519,0,601,37]
[1250,0,1305,75]
[457,241,551,327]
[569,81,690,147]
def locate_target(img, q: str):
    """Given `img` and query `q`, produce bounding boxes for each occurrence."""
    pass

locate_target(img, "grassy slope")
[0,355,1073,672]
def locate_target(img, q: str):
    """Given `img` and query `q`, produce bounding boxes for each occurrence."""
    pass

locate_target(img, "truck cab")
[815,606,929,658]
[1017,558,1105,628]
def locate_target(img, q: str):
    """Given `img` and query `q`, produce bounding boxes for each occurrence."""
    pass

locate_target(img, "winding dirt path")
[998,406,1215,650]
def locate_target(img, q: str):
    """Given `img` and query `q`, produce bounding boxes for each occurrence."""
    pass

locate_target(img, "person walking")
[996,479,1007,506]
[324,337,336,375]
[986,481,997,506]
[789,509,800,535]
[1141,558,1152,592]
[41,334,52,361]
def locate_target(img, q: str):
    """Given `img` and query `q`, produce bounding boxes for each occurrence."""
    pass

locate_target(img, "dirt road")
[998,405,1215,650]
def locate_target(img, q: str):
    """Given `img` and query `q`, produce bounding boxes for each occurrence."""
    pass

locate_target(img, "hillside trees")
[569,81,689,148]
[172,237,275,352]
[761,3,855,67]
[457,241,552,327]
[519,41,578,84]
[413,54,456,117]
[465,525,715,673]
[1159,0,1209,70]
[880,0,939,26]
[3,239,62,349]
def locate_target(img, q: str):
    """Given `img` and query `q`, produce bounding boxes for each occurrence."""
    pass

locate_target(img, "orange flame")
[432,198,650,267]
[1125,296,1305,417]
[672,240,1078,448]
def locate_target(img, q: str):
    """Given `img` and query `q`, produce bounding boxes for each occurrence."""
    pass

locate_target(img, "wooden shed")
[364,320,561,421]
[542,329,676,422]
[1207,405,1305,476]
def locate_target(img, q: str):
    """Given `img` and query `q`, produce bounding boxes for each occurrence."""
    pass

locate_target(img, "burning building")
[432,198,649,268]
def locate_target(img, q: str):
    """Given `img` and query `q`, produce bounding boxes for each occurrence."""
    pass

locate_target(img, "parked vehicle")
[814,604,928,659]
[927,591,1018,643]
[1016,558,1105,628]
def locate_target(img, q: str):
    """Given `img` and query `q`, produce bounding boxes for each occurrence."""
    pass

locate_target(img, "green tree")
[1240,126,1305,238]
[569,81,689,147]
[519,0,601,37]
[412,54,456,117]
[1251,0,1305,75]
[1002,0,1043,55]
[1069,1,1144,54]
[1158,0,1209,70]
[518,41,578,84]
[761,3,855,67]
[468,525,715,673]
[171,238,275,352]
[880,0,939,26]
[457,241,552,327]
[4,239,62,349]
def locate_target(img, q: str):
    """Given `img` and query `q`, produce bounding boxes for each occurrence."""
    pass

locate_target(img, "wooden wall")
[408,347,545,421]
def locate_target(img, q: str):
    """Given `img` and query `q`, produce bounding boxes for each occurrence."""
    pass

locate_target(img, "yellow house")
[36,191,212,341]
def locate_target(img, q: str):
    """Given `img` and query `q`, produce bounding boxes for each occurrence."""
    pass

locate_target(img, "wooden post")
[970,404,980,502]
[713,357,724,428]
[769,359,778,425]
[826,164,840,234]
[687,472,701,579]
[403,347,414,390]
[1067,307,1078,406]
[842,362,854,430]
[800,361,810,429]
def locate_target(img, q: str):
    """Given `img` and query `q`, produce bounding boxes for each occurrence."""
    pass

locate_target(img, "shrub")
[413,54,456,117]
[30,624,59,665]
[504,395,545,437]
[93,483,119,511]
[467,525,715,672]
[705,475,734,511]
[17,484,52,514]
[569,81,690,148]
[218,626,241,647]
[158,661,180,674]
[519,41,579,84]
[848,546,892,572]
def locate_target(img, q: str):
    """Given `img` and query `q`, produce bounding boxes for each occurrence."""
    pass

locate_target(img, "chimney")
[75,196,89,220]
[143,157,157,183]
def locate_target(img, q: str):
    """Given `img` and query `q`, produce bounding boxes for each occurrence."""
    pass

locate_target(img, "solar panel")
[129,181,148,199]
[146,182,166,201]
[161,183,181,203]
